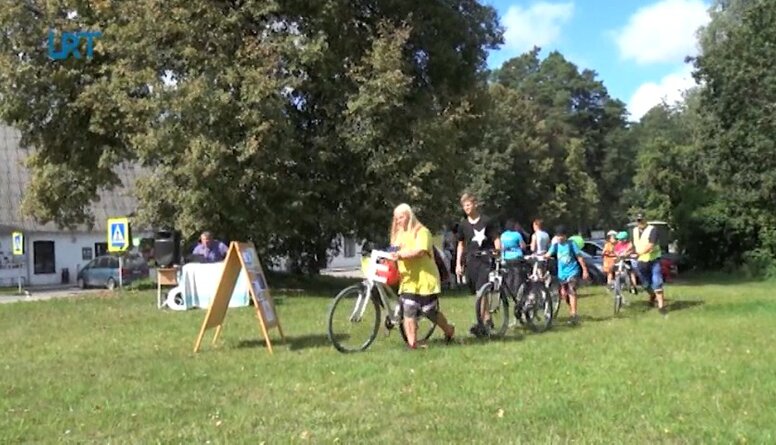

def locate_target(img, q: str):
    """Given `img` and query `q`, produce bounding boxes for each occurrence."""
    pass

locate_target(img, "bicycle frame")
[349,250,400,323]
[613,257,632,287]
[526,256,551,286]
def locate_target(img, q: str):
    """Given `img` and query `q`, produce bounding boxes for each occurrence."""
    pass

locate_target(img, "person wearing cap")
[544,225,589,325]
[632,213,667,314]
[602,230,618,287]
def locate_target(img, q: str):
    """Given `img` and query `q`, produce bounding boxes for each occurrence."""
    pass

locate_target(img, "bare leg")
[433,312,455,338]
[656,290,665,309]
[569,291,578,317]
[403,317,417,347]
[480,296,491,324]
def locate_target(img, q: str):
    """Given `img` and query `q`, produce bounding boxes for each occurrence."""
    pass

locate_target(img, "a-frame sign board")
[193,241,285,354]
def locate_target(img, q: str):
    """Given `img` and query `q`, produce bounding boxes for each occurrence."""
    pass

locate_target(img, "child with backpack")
[544,225,589,325]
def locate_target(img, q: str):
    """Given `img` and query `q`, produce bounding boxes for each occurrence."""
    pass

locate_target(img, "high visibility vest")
[633,225,662,262]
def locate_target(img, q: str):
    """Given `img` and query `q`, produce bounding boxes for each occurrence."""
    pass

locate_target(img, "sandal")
[444,325,456,344]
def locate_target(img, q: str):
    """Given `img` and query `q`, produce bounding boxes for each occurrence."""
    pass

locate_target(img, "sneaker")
[567,314,579,326]
[658,306,668,316]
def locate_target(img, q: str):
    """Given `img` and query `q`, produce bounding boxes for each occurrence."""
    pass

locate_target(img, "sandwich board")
[193,241,285,354]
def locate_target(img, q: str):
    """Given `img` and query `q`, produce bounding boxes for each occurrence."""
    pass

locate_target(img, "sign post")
[193,242,285,354]
[12,231,24,293]
[107,217,130,289]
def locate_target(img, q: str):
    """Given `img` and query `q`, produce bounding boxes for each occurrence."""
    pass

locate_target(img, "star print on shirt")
[472,228,486,246]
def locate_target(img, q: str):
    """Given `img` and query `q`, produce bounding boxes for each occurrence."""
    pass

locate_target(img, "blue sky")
[483,0,711,120]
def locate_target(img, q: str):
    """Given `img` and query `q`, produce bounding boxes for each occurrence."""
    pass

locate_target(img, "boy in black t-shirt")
[455,193,501,335]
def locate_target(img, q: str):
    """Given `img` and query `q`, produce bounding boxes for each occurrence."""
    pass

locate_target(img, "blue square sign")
[107,217,130,252]
[12,231,24,255]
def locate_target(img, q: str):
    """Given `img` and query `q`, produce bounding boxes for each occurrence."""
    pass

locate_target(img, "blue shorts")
[637,260,663,292]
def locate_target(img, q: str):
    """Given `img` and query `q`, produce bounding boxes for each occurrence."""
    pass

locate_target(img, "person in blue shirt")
[500,219,526,261]
[501,219,527,326]
[544,225,589,325]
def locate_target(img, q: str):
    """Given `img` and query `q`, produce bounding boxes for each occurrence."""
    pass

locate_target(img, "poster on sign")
[193,241,285,354]
[255,292,276,324]
[241,248,256,270]
[251,275,265,293]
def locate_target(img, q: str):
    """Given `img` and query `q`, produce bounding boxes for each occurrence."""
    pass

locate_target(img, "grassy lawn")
[1,274,775,444]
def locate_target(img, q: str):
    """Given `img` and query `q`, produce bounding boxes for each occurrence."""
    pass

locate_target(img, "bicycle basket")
[362,251,400,287]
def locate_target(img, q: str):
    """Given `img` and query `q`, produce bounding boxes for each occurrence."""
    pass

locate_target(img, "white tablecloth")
[165,262,250,310]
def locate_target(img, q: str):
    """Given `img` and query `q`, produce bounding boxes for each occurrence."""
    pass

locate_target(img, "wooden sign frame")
[193,241,285,354]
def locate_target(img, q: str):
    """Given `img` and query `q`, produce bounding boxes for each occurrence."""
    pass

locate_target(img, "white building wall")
[0,233,26,287]
[267,235,364,272]
[326,235,363,269]
[0,230,153,287]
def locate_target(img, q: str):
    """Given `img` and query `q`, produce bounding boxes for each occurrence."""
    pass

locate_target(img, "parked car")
[582,240,604,258]
[77,253,149,290]
[579,251,606,285]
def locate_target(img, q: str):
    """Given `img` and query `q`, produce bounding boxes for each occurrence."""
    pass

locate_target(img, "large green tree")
[691,0,776,269]
[0,0,501,272]
[482,48,630,230]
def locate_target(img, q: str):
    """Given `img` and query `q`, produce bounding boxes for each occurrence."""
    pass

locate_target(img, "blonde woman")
[389,203,455,348]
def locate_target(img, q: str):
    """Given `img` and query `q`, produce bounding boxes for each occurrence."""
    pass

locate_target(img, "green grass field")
[1,274,775,444]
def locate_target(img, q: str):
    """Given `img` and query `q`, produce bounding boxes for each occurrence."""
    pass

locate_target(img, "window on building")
[94,242,108,257]
[33,241,56,274]
[343,237,356,258]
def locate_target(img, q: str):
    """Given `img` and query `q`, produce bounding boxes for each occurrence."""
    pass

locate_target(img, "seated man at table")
[191,231,228,263]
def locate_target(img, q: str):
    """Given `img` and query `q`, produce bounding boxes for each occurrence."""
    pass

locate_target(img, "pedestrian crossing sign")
[12,231,24,255]
[107,217,130,252]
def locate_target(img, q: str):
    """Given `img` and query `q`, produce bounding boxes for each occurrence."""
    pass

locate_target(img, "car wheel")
[77,277,86,289]
[106,278,116,291]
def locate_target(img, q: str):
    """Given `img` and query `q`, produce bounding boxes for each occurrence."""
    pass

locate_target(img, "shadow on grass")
[236,339,269,349]
[236,334,344,351]
[287,334,340,351]
[626,299,705,313]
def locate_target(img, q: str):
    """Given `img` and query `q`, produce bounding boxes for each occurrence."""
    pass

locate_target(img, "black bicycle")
[514,255,554,332]
[472,250,510,338]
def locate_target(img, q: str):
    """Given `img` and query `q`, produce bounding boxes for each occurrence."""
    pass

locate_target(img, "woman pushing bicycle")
[389,203,456,349]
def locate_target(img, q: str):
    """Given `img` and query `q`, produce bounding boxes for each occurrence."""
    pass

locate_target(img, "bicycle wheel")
[613,274,624,315]
[524,285,553,333]
[474,283,509,338]
[399,314,437,345]
[513,283,527,326]
[548,279,562,318]
[327,284,381,353]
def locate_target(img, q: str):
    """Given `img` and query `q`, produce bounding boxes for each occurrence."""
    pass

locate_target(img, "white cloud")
[627,64,697,120]
[502,2,574,53]
[615,0,710,65]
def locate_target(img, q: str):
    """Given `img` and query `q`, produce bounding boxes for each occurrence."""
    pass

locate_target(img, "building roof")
[0,124,146,234]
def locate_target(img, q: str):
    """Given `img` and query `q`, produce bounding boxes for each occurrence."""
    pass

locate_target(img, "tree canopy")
[2,0,776,275]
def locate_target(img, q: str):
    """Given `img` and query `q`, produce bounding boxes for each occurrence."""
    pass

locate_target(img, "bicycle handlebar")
[473,249,501,258]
